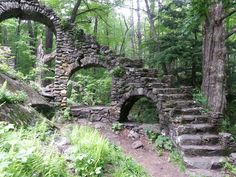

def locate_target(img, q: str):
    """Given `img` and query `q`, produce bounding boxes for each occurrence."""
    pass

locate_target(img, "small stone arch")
[69,57,113,79]
[119,95,159,122]
[118,89,160,122]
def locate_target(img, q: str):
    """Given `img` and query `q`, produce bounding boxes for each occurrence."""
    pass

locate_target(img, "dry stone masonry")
[0,1,236,176]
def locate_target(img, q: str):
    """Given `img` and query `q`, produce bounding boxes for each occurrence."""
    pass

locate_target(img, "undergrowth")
[145,130,186,172]
[0,121,149,177]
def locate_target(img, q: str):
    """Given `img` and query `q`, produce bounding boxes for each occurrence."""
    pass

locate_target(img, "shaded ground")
[76,119,188,177]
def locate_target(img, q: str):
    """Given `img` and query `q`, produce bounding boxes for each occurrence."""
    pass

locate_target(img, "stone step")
[180,145,225,157]
[173,115,209,124]
[177,134,219,146]
[163,100,198,109]
[175,124,216,135]
[152,88,192,95]
[186,169,226,177]
[183,156,225,169]
[173,107,203,115]
[159,94,191,101]
[147,82,165,88]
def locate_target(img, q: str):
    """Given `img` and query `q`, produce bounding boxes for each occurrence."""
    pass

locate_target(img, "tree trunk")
[93,17,98,36]
[36,39,45,87]
[130,0,136,58]
[144,0,157,40]
[192,32,198,86]
[136,0,142,60]
[45,27,53,54]
[15,19,21,68]
[28,20,36,55]
[202,2,226,113]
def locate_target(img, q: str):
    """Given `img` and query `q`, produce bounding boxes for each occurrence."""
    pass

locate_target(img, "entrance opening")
[68,67,112,106]
[120,96,159,123]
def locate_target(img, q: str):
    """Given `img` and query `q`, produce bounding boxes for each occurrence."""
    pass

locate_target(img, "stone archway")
[69,57,113,79]
[68,63,113,106]
[119,95,159,123]
[0,0,76,106]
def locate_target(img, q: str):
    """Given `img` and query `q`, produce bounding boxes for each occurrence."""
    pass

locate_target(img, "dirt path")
[75,120,189,177]
[100,128,187,177]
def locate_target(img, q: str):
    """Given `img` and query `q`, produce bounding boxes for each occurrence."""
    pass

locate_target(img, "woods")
[1,0,236,176]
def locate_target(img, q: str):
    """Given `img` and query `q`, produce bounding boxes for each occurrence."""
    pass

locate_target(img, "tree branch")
[77,8,104,16]
[70,0,82,23]
[83,0,111,27]
[221,8,236,21]
[43,50,56,63]
[226,27,236,39]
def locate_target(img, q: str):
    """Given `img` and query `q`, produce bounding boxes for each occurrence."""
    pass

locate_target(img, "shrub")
[193,89,208,106]
[112,123,124,132]
[145,129,159,142]
[111,66,126,78]
[155,135,173,152]
[0,122,69,177]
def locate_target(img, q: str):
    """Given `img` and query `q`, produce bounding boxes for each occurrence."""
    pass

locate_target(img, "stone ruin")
[0,1,235,176]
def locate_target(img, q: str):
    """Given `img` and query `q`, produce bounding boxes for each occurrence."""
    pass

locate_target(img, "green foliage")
[0,121,68,177]
[155,135,173,152]
[63,107,71,120]
[0,81,27,104]
[66,125,148,177]
[74,153,103,176]
[169,150,186,172]
[193,89,208,106]
[224,161,236,176]
[111,66,125,78]
[112,123,124,132]
[112,155,149,177]
[0,121,148,177]
[128,97,159,123]
[68,67,112,106]
[145,129,159,142]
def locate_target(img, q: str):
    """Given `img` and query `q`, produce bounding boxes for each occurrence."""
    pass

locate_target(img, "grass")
[169,150,186,172]
[0,121,149,177]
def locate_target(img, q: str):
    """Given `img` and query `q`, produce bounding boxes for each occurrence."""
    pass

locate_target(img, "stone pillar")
[54,30,73,107]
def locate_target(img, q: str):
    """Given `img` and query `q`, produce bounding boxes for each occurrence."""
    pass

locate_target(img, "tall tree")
[45,27,53,54]
[136,0,142,60]
[198,0,236,113]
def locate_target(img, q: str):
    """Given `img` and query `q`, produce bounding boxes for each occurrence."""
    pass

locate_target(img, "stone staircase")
[69,78,235,176]
[161,89,232,177]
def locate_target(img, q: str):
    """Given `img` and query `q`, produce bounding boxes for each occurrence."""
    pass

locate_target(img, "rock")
[94,122,106,129]
[128,130,140,139]
[230,153,236,165]
[54,136,70,154]
[132,140,144,149]
[60,90,67,96]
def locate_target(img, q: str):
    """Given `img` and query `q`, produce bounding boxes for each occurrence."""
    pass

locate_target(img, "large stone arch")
[0,0,76,106]
[0,0,61,34]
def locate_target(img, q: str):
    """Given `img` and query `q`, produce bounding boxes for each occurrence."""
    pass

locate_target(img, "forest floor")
[76,119,188,177]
